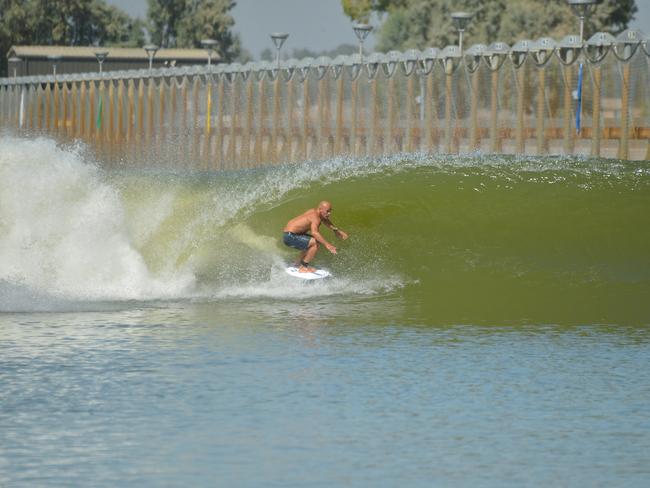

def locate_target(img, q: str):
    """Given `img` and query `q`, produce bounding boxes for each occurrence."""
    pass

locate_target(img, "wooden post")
[406,74,415,153]
[216,79,225,169]
[147,78,154,147]
[243,77,254,166]
[313,76,327,159]
[70,82,78,138]
[590,65,601,157]
[618,63,631,160]
[191,77,201,169]
[489,70,499,153]
[62,83,69,138]
[324,75,331,158]
[26,86,33,130]
[53,82,60,131]
[36,85,43,131]
[126,79,135,146]
[426,74,435,151]
[180,78,188,168]
[255,78,266,164]
[45,84,52,131]
[107,80,115,146]
[158,78,166,161]
[116,80,124,147]
[371,78,380,155]
[88,81,96,140]
[137,79,145,146]
[79,82,87,138]
[350,76,358,156]
[168,78,176,151]
[286,78,295,162]
[445,71,454,153]
[301,78,309,161]
[515,67,526,153]
[203,79,212,170]
[470,69,479,150]
[230,78,238,167]
[271,76,281,163]
[386,76,395,154]
[536,68,546,155]
[334,74,345,156]
[562,65,574,155]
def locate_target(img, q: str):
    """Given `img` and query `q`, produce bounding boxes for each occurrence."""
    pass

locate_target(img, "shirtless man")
[282,201,349,273]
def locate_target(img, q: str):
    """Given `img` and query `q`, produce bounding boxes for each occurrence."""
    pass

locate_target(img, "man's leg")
[299,238,319,272]
[293,250,307,267]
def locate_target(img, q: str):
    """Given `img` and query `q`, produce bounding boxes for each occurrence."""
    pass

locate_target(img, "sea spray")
[0,137,194,304]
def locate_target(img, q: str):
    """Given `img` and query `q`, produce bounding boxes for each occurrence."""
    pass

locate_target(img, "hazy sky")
[107,0,649,58]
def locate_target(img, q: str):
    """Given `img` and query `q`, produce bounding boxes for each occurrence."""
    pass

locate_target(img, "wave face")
[1,135,649,323]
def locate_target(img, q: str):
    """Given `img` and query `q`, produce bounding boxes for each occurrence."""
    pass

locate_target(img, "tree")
[147,0,186,48]
[341,0,638,52]
[0,0,143,76]
[147,0,240,62]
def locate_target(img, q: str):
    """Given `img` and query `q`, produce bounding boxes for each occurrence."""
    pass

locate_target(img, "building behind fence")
[1,30,649,169]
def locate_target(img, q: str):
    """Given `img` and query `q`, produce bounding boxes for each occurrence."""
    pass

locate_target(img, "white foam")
[0,137,194,306]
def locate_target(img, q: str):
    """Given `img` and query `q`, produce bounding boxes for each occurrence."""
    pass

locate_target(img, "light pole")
[94,51,109,73]
[451,12,473,54]
[201,39,218,67]
[8,56,21,79]
[567,0,599,43]
[47,54,62,77]
[353,23,373,60]
[143,44,159,75]
[270,33,289,68]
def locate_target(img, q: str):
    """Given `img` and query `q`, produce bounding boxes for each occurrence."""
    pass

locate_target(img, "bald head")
[317,200,332,219]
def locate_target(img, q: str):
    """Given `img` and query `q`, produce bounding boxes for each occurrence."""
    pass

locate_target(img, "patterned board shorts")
[283,232,312,250]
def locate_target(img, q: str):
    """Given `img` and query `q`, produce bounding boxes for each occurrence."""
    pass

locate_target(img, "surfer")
[283,201,349,273]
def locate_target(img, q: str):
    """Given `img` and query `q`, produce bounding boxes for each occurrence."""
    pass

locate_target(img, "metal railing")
[1,30,648,167]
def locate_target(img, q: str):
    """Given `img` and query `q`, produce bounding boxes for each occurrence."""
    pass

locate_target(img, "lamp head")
[353,23,373,42]
[94,51,109,63]
[270,32,289,50]
[451,12,473,31]
[201,39,218,50]
[567,0,599,18]
[143,44,159,56]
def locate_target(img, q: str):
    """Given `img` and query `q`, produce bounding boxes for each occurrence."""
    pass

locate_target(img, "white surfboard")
[285,266,331,280]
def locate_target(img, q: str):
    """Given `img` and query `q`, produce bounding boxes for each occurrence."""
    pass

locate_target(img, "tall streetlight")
[8,56,21,79]
[353,23,373,60]
[201,39,218,67]
[94,51,109,73]
[47,54,62,77]
[451,12,473,53]
[270,32,289,67]
[567,0,599,43]
[566,1,598,136]
[143,44,159,74]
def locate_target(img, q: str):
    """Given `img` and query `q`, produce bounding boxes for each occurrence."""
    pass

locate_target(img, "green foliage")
[0,0,144,76]
[147,0,240,62]
[341,0,638,52]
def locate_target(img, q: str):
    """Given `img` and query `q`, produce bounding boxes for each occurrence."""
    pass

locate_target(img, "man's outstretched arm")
[323,218,349,240]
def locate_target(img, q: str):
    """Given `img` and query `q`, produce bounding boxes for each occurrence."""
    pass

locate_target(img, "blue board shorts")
[283,232,312,251]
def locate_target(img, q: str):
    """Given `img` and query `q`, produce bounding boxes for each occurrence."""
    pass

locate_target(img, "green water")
[114,155,650,325]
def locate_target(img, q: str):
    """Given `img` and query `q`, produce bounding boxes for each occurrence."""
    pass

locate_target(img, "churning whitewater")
[0,136,406,311]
